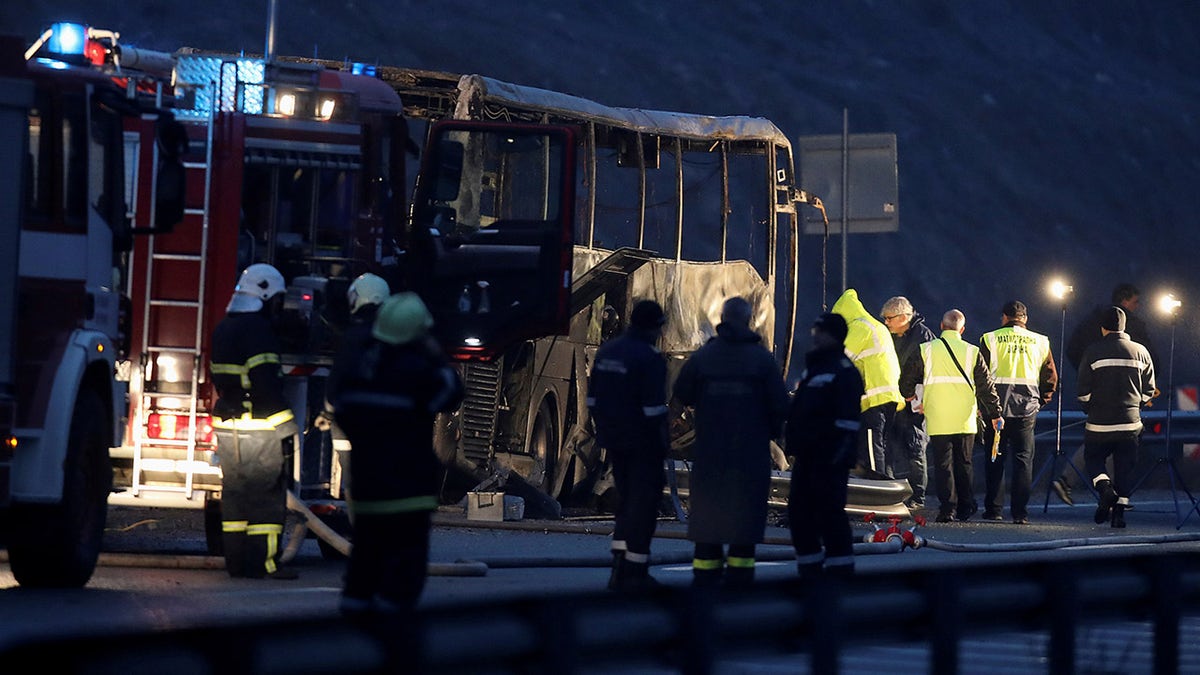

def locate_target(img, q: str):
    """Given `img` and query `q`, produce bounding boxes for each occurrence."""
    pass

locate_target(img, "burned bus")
[399,75,809,509]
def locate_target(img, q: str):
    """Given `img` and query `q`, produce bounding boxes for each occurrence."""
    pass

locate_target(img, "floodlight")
[1048,279,1073,301]
[1158,293,1182,316]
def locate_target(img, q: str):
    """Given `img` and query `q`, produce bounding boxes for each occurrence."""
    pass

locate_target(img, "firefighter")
[210,263,299,579]
[1078,306,1155,528]
[587,299,670,591]
[317,273,392,499]
[330,292,463,617]
[673,297,788,588]
[787,313,864,579]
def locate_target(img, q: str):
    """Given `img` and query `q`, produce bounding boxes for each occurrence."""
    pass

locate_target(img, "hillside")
[8,1,1200,389]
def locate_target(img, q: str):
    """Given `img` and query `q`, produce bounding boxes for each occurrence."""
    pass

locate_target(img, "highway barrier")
[4,551,1198,674]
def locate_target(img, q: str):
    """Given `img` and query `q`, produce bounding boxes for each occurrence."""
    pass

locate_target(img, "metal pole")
[1056,304,1066,457]
[841,108,849,292]
[264,0,278,62]
[1166,321,1176,460]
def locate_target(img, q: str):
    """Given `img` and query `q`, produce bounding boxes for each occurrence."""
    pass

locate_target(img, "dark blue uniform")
[210,310,297,578]
[586,325,669,579]
[330,331,463,614]
[786,343,864,577]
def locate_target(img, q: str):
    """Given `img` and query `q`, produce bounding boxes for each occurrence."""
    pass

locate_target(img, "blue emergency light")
[351,62,376,77]
[45,23,87,57]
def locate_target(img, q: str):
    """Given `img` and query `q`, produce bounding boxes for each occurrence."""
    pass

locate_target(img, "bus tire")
[527,397,558,494]
[9,390,112,588]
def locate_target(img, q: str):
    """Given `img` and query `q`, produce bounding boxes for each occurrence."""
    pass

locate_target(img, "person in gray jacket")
[673,297,789,588]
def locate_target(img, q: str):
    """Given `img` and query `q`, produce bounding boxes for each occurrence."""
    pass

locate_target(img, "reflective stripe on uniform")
[994,376,1038,386]
[1085,421,1143,433]
[213,352,281,388]
[863,383,901,399]
[212,409,295,431]
[624,550,650,563]
[247,523,283,574]
[1090,358,1147,371]
[1093,473,1111,485]
[693,557,723,570]
[222,520,249,533]
[921,335,981,436]
[806,373,835,387]
[350,495,438,515]
[245,352,281,370]
[726,556,755,569]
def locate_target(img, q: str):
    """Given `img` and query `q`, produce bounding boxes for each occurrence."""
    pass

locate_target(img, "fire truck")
[0,23,186,586]
[103,37,411,549]
[3,22,414,571]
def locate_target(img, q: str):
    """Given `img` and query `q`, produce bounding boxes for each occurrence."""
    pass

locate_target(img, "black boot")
[796,561,823,582]
[606,552,622,591]
[1094,479,1117,524]
[612,557,659,592]
[692,563,723,588]
[1111,501,1127,529]
[724,563,754,589]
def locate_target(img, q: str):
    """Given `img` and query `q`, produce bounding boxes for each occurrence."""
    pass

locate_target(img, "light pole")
[1038,279,1086,512]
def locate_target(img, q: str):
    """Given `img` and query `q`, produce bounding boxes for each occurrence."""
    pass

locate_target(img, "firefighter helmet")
[347,273,390,314]
[227,263,286,312]
[372,292,434,345]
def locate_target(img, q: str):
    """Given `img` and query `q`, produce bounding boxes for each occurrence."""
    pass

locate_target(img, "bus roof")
[455,74,792,148]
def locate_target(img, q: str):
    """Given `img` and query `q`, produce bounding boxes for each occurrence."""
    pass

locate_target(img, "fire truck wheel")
[527,397,558,494]
[9,390,112,588]
[203,494,224,556]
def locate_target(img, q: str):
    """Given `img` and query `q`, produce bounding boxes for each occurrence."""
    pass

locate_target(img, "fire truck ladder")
[129,85,218,501]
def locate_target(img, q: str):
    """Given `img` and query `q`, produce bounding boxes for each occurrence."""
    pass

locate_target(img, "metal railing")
[5,551,1199,674]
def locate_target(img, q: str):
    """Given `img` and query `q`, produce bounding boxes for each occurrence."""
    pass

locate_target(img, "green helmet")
[372,292,434,345]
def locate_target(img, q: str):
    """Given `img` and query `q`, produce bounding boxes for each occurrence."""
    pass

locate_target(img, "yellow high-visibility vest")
[844,316,904,412]
[921,331,980,436]
[980,325,1051,412]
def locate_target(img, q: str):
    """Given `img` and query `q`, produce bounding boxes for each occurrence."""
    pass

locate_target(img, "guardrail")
[6,551,1198,674]
[1035,410,1200,449]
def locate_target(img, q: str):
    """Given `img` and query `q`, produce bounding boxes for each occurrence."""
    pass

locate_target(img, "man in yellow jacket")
[899,309,1002,522]
[832,289,904,478]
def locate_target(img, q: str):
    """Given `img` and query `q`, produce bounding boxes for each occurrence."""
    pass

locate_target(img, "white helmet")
[227,263,285,312]
[347,273,390,314]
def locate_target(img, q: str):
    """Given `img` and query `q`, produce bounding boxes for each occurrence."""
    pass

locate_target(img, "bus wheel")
[527,397,558,493]
[203,493,224,556]
[9,390,112,588]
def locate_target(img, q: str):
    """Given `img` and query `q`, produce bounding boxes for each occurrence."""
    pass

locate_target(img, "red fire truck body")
[111,50,409,528]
